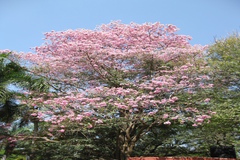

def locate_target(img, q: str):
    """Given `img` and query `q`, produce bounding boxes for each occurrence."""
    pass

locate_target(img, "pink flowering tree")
[16,21,214,159]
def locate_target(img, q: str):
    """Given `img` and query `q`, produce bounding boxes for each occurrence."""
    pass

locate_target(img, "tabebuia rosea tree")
[17,21,214,159]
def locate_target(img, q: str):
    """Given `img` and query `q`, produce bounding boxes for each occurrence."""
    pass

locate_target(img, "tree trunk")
[33,120,38,136]
[116,109,147,159]
[115,130,121,160]
[117,122,137,160]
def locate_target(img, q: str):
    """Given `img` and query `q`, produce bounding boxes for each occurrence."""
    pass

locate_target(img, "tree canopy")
[13,21,214,159]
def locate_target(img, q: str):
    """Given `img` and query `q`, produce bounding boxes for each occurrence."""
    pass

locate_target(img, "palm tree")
[0,51,49,158]
[0,52,20,123]
[0,51,49,121]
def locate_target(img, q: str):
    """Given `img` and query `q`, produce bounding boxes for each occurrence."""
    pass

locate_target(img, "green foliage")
[207,33,240,151]
[14,121,119,160]
[0,52,49,122]
[0,52,49,104]
[0,52,50,158]
[132,124,210,157]
[0,149,25,160]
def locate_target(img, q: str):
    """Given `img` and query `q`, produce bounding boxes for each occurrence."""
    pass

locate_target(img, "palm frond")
[0,52,49,125]
[0,86,10,104]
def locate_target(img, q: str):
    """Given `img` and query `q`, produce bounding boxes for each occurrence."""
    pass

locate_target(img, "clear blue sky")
[0,0,240,52]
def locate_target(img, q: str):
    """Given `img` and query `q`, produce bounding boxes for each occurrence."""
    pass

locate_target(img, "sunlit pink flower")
[161,99,167,104]
[201,115,210,119]
[21,101,27,104]
[99,102,107,107]
[192,123,197,127]
[84,112,91,117]
[154,89,161,94]
[201,75,209,80]
[48,133,53,137]
[87,124,93,128]
[204,98,210,103]
[171,116,178,120]
[211,111,216,115]
[95,119,103,124]
[168,99,175,103]
[199,83,205,89]
[58,129,65,133]
[163,114,168,119]
[148,112,155,116]
[180,120,185,124]
[172,96,178,101]
[181,76,188,79]
[195,118,203,123]
[75,115,83,121]
[164,120,171,125]
[208,84,213,88]
[31,113,37,117]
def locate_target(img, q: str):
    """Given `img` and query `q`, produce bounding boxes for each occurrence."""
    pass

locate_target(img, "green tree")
[206,33,240,157]
[170,33,240,157]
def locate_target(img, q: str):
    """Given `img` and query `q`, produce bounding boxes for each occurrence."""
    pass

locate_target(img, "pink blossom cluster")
[0,49,10,53]
[19,22,207,84]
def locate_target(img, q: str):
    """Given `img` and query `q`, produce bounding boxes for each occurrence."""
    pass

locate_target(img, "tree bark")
[33,120,38,136]
[117,122,137,160]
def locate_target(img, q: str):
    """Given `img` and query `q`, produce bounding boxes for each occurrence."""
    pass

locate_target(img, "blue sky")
[0,0,240,52]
